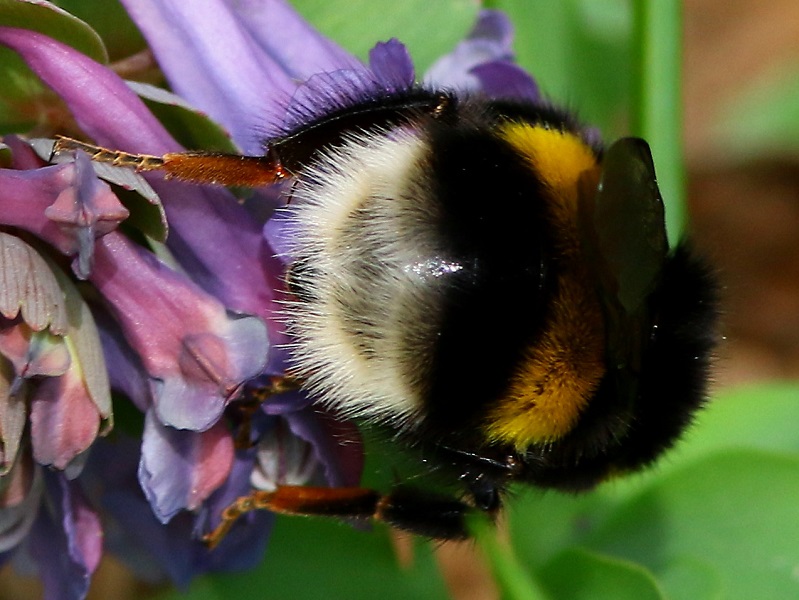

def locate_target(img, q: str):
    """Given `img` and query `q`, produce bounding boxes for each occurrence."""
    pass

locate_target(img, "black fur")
[517,241,719,490]
[421,122,557,435]
[271,86,718,539]
[270,88,454,173]
[370,241,718,540]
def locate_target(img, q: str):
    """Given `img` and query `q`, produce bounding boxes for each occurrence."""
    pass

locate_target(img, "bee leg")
[203,486,380,549]
[53,136,289,186]
[203,485,477,549]
[376,486,478,540]
[230,376,303,449]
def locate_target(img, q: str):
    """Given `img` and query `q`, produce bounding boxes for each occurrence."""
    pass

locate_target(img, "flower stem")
[470,514,552,600]
[631,0,685,243]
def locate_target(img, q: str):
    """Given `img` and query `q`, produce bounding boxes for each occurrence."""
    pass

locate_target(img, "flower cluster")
[0,1,537,598]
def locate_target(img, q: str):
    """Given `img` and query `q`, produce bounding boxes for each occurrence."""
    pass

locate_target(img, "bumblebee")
[58,82,718,545]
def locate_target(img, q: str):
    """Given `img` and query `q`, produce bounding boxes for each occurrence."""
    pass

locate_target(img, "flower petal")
[120,0,360,153]
[469,60,540,101]
[261,207,295,263]
[368,39,416,91]
[0,262,112,452]
[147,181,286,337]
[0,464,42,553]
[29,364,101,470]
[60,479,103,574]
[0,159,127,276]
[51,265,112,423]
[0,359,26,476]
[91,232,269,431]
[81,436,179,584]
[423,9,538,100]
[94,312,152,413]
[4,134,45,170]
[250,417,320,491]
[138,410,234,523]
[0,321,70,381]
[0,232,68,334]
[150,314,269,429]
[0,448,36,508]
[120,0,294,153]
[261,387,313,415]
[196,450,272,569]
[285,409,363,488]
[44,151,130,278]
[84,436,271,587]
[28,472,101,600]
[226,0,361,79]
[0,27,177,154]
[0,28,286,337]
[39,136,165,226]
[424,10,512,87]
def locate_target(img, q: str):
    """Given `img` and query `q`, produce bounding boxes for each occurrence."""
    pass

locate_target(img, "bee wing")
[581,137,667,313]
[578,137,668,379]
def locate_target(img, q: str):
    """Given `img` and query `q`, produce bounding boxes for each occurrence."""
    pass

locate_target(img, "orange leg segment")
[203,483,475,549]
[203,486,381,549]
[54,136,289,187]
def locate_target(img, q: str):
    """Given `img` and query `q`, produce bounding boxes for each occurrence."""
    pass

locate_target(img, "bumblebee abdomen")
[283,128,449,424]
[420,121,573,437]
[480,123,607,448]
[283,105,609,445]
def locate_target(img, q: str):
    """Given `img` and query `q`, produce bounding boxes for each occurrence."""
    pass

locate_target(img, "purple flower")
[0,146,129,279]
[424,10,539,100]
[0,0,537,596]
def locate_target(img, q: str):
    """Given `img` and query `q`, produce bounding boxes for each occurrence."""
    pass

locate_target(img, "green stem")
[470,515,552,600]
[631,0,685,243]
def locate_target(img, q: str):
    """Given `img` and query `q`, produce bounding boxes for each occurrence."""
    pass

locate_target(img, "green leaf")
[157,519,449,600]
[0,0,107,132]
[48,0,145,61]
[657,556,724,600]
[506,383,799,598]
[486,0,632,138]
[109,392,144,438]
[590,449,799,600]
[675,382,799,459]
[118,189,168,243]
[471,513,550,600]
[129,81,237,153]
[593,382,799,497]
[540,547,666,600]
[291,0,479,74]
[0,0,107,61]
